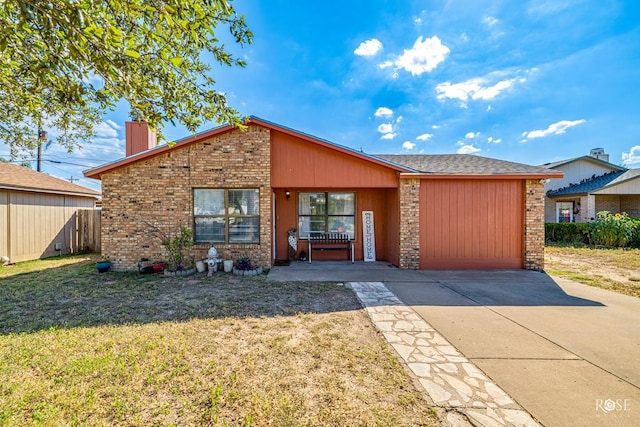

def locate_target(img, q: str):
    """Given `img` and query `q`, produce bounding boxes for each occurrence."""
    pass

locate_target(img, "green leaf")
[170,57,182,67]
[124,50,141,59]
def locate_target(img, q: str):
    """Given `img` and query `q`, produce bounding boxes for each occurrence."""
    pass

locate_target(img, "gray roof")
[541,155,626,172]
[547,170,631,196]
[376,154,556,175]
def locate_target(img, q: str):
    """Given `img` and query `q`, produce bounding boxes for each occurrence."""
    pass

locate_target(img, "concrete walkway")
[268,263,640,426]
[387,271,640,427]
[348,281,539,427]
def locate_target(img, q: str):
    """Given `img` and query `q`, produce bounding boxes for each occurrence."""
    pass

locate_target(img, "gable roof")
[84,116,411,179]
[0,162,100,197]
[377,154,562,178]
[83,117,561,181]
[541,155,627,172]
[548,168,640,197]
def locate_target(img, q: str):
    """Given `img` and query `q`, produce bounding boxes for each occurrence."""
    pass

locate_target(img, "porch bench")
[307,232,354,263]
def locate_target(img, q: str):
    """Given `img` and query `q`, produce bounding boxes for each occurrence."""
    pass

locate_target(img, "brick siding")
[620,195,640,218]
[101,125,272,271]
[398,178,420,269]
[595,195,621,216]
[524,179,545,270]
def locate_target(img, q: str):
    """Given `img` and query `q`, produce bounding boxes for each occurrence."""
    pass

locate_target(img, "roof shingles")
[376,154,556,175]
[0,163,100,197]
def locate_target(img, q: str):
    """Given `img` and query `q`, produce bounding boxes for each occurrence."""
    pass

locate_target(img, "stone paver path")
[347,281,540,427]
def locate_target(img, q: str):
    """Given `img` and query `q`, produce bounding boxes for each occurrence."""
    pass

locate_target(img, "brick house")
[542,148,640,222]
[84,117,562,271]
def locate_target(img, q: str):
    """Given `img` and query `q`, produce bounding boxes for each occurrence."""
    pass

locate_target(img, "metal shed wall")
[1,190,95,263]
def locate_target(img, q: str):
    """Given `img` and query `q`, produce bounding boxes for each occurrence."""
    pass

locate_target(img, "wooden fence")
[78,209,101,254]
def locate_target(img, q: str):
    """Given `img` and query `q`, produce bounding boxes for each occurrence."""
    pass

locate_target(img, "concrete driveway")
[385,270,640,427]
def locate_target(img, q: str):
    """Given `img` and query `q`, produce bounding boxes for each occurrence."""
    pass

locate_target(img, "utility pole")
[37,128,47,172]
[69,176,78,184]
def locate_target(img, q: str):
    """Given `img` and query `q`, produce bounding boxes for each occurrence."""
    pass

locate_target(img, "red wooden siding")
[273,188,398,263]
[270,131,399,188]
[420,180,524,269]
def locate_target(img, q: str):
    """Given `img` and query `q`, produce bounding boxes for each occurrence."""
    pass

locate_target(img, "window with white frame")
[193,189,260,243]
[556,201,574,223]
[298,192,356,239]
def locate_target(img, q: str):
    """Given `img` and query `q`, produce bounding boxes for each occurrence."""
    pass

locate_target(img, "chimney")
[125,121,157,156]
[589,148,609,162]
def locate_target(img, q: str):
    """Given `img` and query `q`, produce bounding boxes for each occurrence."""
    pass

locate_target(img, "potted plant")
[232,256,263,276]
[96,259,111,273]
[144,221,196,276]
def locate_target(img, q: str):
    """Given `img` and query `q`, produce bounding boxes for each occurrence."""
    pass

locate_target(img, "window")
[298,192,355,239]
[556,201,573,223]
[194,189,260,243]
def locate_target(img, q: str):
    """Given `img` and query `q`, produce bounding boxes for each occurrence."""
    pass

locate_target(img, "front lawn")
[545,245,640,298]
[0,255,438,426]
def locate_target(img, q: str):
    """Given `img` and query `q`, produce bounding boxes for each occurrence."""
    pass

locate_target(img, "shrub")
[584,211,638,247]
[545,222,589,245]
[234,256,252,271]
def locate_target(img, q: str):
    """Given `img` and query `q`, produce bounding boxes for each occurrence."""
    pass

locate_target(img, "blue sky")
[5,0,640,191]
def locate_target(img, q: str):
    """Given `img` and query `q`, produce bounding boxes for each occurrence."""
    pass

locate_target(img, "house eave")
[0,184,100,198]
[400,172,564,180]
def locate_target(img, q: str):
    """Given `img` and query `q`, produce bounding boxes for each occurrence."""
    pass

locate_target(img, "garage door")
[420,179,523,269]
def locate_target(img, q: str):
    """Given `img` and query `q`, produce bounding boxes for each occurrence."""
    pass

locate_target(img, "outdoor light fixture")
[285,190,291,200]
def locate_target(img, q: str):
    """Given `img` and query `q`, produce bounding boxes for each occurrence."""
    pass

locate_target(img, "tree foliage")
[0,0,252,158]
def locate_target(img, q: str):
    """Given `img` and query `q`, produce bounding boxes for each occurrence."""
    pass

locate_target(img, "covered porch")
[266,260,426,282]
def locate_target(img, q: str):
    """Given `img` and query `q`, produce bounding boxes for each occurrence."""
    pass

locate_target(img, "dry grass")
[0,255,439,426]
[545,244,640,298]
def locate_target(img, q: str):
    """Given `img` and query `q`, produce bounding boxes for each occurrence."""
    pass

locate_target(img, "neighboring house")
[0,163,100,263]
[542,148,640,222]
[84,117,561,271]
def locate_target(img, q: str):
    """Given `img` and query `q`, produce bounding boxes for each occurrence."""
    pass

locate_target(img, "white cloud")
[377,123,393,134]
[354,39,383,56]
[416,133,433,141]
[487,137,502,144]
[487,105,493,111]
[437,77,520,105]
[622,146,640,166]
[374,107,393,118]
[394,36,450,76]
[381,133,397,140]
[94,121,120,138]
[402,141,416,150]
[460,33,469,42]
[396,115,403,123]
[414,17,422,25]
[456,144,481,154]
[378,61,393,69]
[483,16,499,26]
[465,132,478,139]
[522,119,586,139]
[432,125,441,129]
[105,119,122,130]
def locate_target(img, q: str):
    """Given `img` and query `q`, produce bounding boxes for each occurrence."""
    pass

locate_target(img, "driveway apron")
[384,270,640,427]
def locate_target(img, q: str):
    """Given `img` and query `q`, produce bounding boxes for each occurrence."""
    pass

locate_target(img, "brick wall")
[101,125,272,271]
[524,179,545,270]
[620,195,640,217]
[595,195,621,216]
[398,178,420,269]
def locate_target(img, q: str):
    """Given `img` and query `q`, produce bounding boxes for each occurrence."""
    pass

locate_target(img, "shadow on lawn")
[0,259,361,335]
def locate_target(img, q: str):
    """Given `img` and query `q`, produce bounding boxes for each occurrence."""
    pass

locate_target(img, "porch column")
[584,194,596,221]
[524,179,545,270]
[399,178,420,269]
